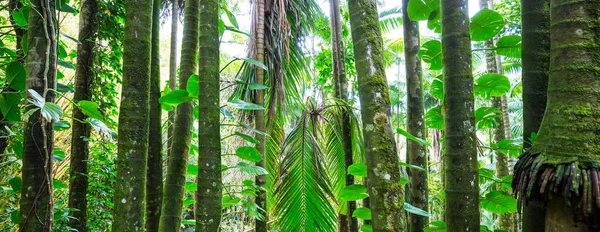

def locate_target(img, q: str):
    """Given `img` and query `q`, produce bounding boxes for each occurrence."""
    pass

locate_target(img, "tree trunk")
[440,0,480,230]
[195,0,221,230]
[512,0,600,229]
[520,0,550,228]
[146,0,163,230]
[348,0,406,230]
[167,0,179,155]
[254,0,268,231]
[329,0,357,231]
[68,0,97,231]
[402,0,429,231]
[159,0,200,229]
[20,0,57,231]
[113,0,153,230]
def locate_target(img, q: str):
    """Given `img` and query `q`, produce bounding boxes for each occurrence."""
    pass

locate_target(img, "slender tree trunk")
[68,0,97,231]
[402,0,429,231]
[348,0,406,230]
[20,0,57,231]
[329,0,357,231]
[146,0,163,230]
[167,0,179,154]
[113,0,153,230]
[440,0,480,230]
[512,0,600,230]
[520,0,550,228]
[195,0,221,230]
[254,0,268,231]
[159,0,200,229]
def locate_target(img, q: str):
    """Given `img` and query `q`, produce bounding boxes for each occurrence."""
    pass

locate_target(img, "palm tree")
[20,0,57,230]
[440,0,479,230]
[68,0,97,231]
[512,0,600,229]
[167,0,180,154]
[195,0,221,229]
[347,0,406,230]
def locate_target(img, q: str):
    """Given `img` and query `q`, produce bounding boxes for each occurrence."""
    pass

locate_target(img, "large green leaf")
[238,57,267,71]
[399,161,427,172]
[361,225,373,232]
[159,90,195,107]
[9,177,21,193]
[186,74,199,97]
[227,99,264,110]
[86,118,117,139]
[396,128,430,146]
[352,207,372,220]
[470,9,504,41]
[222,195,241,207]
[78,100,104,120]
[234,132,260,144]
[418,40,442,70]
[340,184,369,201]
[427,9,441,33]
[407,0,440,21]
[404,202,431,217]
[235,162,268,176]
[6,62,26,91]
[430,76,444,101]
[474,107,501,130]
[425,105,444,130]
[481,190,517,214]
[496,35,522,58]
[474,73,511,98]
[348,163,367,177]
[0,93,22,122]
[235,146,262,162]
[11,7,28,28]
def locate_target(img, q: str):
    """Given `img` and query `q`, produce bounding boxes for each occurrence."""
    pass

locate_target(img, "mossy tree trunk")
[68,0,97,231]
[195,0,221,230]
[20,0,57,230]
[113,0,153,230]
[167,0,179,154]
[146,0,163,230]
[348,0,406,230]
[440,0,480,230]
[159,0,199,229]
[254,0,268,231]
[328,0,357,231]
[520,0,550,228]
[512,0,600,229]
[402,0,429,231]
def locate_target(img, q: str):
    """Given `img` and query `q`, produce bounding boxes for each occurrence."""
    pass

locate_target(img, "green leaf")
[224,26,252,38]
[186,74,199,97]
[340,184,369,201]
[348,163,367,177]
[42,103,63,122]
[222,195,241,207]
[235,146,262,162]
[87,118,117,139]
[474,107,501,130]
[0,93,22,122]
[10,210,20,224]
[474,73,511,98]
[60,4,77,13]
[9,177,22,193]
[53,148,66,161]
[496,35,522,58]
[352,207,372,220]
[6,62,26,91]
[54,120,71,131]
[78,100,104,120]
[248,83,268,90]
[234,132,260,144]
[404,202,431,217]
[425,105,444,130]
[235,162,268,176]
[187,164,198,176]
[470,9,504,41]
[430,76,444,101]
[399,161,427,172]
[407,0,440,21]
[58,59,75,69]
[418,40,442,70]
[183,198,195,206]
[185,181,197,191]
[481,191,517,214]
[159,90,195,106]
[182,219,195,225]
[238,57,268,71]
[227,99,264,110]
[479,168,498,183]
[424,221,446,232]
[427,9,441,33]
[360,225,373,232]
[492,139,522,158]
[53,178,67,189]
[396,128,430,146]
[60,32,81,45]
[57,82,75,93]
[220,107,234,119]
[12,7,28,28]
[223,7,239,28]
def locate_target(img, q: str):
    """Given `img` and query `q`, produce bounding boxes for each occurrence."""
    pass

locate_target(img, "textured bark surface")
[195,0,221,230]
[440,0,480,230]
[20,1,57,231]
[159,0,199,230]
[348,0,406,230]
[167,0,179,155]
[113,0,153,230]
[254,0,268,231]
[146,0,163,230]
[402,0,429,231]
[68,0,97,231]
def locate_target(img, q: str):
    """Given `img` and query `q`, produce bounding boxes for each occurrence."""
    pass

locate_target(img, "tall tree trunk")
[68,0,97,231]
[159,0,200,229]
[20,0,57,231]
[347,0,406,230]
[146,0,163,230]
[440,0,480,230]
[512,0,600,230]
[195,0,221,230]
[167,0,179,154]
[402,0,429,231]
[254,0,268,231]
[329,0,357,231]
[520,0,550,228]
[113,0,153,230]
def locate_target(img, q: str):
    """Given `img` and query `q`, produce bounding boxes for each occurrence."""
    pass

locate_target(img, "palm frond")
[379,7,402,33]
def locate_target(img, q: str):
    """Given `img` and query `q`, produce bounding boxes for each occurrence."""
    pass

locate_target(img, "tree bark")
[159,0,200,229]
[254,0,268,231]
[20,0,57,231]
[68,0,97,231]
[195,0,221,230]
[146,0,163,230]
[167,0,179,155]
[440,0,480,230]
[348,0,406,230]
